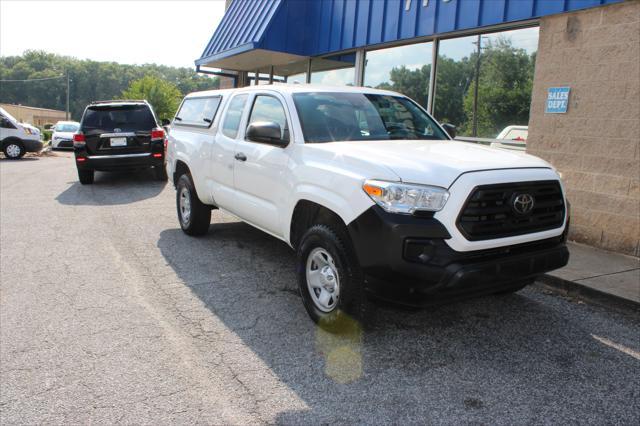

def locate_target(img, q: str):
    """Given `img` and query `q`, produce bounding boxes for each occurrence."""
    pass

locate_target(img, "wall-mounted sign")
[545,87,571,114]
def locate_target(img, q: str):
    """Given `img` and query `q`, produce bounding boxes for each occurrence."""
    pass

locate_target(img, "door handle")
[234,152,247,162]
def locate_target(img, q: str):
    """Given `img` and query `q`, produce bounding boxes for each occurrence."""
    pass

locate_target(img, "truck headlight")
[362,179,449,214]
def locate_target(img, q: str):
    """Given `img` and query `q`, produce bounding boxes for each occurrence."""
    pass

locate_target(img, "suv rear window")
[82,105,156,132]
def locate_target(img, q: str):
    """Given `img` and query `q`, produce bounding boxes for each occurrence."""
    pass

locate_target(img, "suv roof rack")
[89,99,147,105]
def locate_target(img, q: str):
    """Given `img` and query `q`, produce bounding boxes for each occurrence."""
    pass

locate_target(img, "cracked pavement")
[1,153,639,424]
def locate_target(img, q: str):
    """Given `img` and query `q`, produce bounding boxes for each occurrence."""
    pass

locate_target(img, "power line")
[0,75,65,82]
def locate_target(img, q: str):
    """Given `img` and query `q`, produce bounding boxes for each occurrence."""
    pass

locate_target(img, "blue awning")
[196,0,307,71]
[197,0,624,73]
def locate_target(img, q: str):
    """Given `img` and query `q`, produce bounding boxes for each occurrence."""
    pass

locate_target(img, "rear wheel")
[77,169,94,185]
[176,173,211,236]
[297,224,369,332]
[154,165,168,181]
[3,141,24,159]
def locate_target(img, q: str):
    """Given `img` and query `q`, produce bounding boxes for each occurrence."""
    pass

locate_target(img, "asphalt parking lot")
[1,152,639,425]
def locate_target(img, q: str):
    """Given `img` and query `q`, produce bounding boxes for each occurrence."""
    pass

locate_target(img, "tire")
[3,141,24,159]
[176,173,211,236]
[154,164,168,181]
[77,169,94,185]
[297,224,369,332]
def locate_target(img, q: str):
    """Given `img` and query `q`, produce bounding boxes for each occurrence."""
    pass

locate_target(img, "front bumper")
[348,206,569,306]
[22,139,44,152]
[52,139,73,149]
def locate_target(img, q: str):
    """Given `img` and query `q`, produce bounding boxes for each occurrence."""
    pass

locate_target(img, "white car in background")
[491,125,528,152]
[497,125,528,141]
[51,121,80,149]
[0,107,43,159]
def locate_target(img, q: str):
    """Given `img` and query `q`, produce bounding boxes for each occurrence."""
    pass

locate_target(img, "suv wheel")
[297,224,368,332]
[176,173,211,236]
[77,169,94,185]
[154,165,168,181]
[3,141,24,159]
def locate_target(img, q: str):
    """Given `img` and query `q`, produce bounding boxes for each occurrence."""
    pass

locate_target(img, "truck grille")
[457,180,565,241]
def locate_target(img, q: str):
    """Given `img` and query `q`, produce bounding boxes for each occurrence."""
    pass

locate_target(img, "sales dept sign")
[545,87,570,113]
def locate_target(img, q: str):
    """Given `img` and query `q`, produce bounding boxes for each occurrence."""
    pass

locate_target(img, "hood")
[21,123,40,133]
[310,140,553,188]
[53,131,75,139]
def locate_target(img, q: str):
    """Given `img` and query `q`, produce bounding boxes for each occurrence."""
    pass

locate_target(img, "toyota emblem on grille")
[512,193,535,215]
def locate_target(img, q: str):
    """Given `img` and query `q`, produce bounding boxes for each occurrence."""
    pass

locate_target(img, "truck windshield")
[292,92,448,143]
[82,105,156,132]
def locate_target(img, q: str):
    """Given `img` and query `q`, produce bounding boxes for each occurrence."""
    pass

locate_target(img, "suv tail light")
[151,128,165,141]
[73,133,85,145]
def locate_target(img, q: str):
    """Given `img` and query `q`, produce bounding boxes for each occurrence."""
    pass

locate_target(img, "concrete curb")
[538,274,640,314]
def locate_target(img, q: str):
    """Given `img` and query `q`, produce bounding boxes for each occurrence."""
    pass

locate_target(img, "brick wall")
[527,0,640,257]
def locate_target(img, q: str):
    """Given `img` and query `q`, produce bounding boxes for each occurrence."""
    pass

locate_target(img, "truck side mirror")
[441,123,456,139]
[246,121,288,147]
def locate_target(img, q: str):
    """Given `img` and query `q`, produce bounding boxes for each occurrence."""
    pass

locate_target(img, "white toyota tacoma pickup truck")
[166,85,569,328]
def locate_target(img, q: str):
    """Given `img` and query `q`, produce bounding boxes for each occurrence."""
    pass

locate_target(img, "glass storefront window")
[310,54,355,86]
[287,73,307,84]
[434,27,539,138]
[364,41,433,109]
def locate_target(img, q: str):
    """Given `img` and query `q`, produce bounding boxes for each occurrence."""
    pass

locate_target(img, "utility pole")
[66,72,70,120]
[472,34,481,137]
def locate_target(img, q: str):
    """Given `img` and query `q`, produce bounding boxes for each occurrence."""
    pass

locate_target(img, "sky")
[0,0,226,68]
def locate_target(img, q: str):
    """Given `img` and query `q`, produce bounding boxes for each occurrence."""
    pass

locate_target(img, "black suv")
[73,100,168,184]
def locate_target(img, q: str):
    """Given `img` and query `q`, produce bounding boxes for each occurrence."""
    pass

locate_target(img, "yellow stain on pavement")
[316,311,364,384]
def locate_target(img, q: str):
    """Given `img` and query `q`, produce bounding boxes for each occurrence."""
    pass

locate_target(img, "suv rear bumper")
[347,206,569,307]
[75,152,164,171]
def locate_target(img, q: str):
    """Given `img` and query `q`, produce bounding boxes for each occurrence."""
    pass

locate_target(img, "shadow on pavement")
[157,222,640,424]
[56,169,167,206]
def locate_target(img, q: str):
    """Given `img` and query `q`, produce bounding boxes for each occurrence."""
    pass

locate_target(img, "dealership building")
[198,0,639,256]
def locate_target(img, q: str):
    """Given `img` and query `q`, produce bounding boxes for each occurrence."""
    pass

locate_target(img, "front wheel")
[3,142,24,159]
[176,173,211,236]
[297,224,368,332]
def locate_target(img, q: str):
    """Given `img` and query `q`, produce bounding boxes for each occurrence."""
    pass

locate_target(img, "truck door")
[233,92,292,237]
[210,93,249,211]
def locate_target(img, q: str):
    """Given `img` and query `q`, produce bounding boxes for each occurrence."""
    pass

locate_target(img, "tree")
[374,36,536,138]
[376,65,431,108]
[122,76,181,120]
[0,51,219,120]
[461,37,535,137]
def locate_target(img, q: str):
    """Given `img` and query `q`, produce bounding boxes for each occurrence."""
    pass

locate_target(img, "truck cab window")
[221,94,248,138]
[247,95,289,141]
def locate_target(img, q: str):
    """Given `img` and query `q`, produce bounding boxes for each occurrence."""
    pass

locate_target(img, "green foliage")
[122,76,181,120]
[376,37,536,138]
[377,64,430,108]
[0,50,219,120]
[460,37,535,137]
